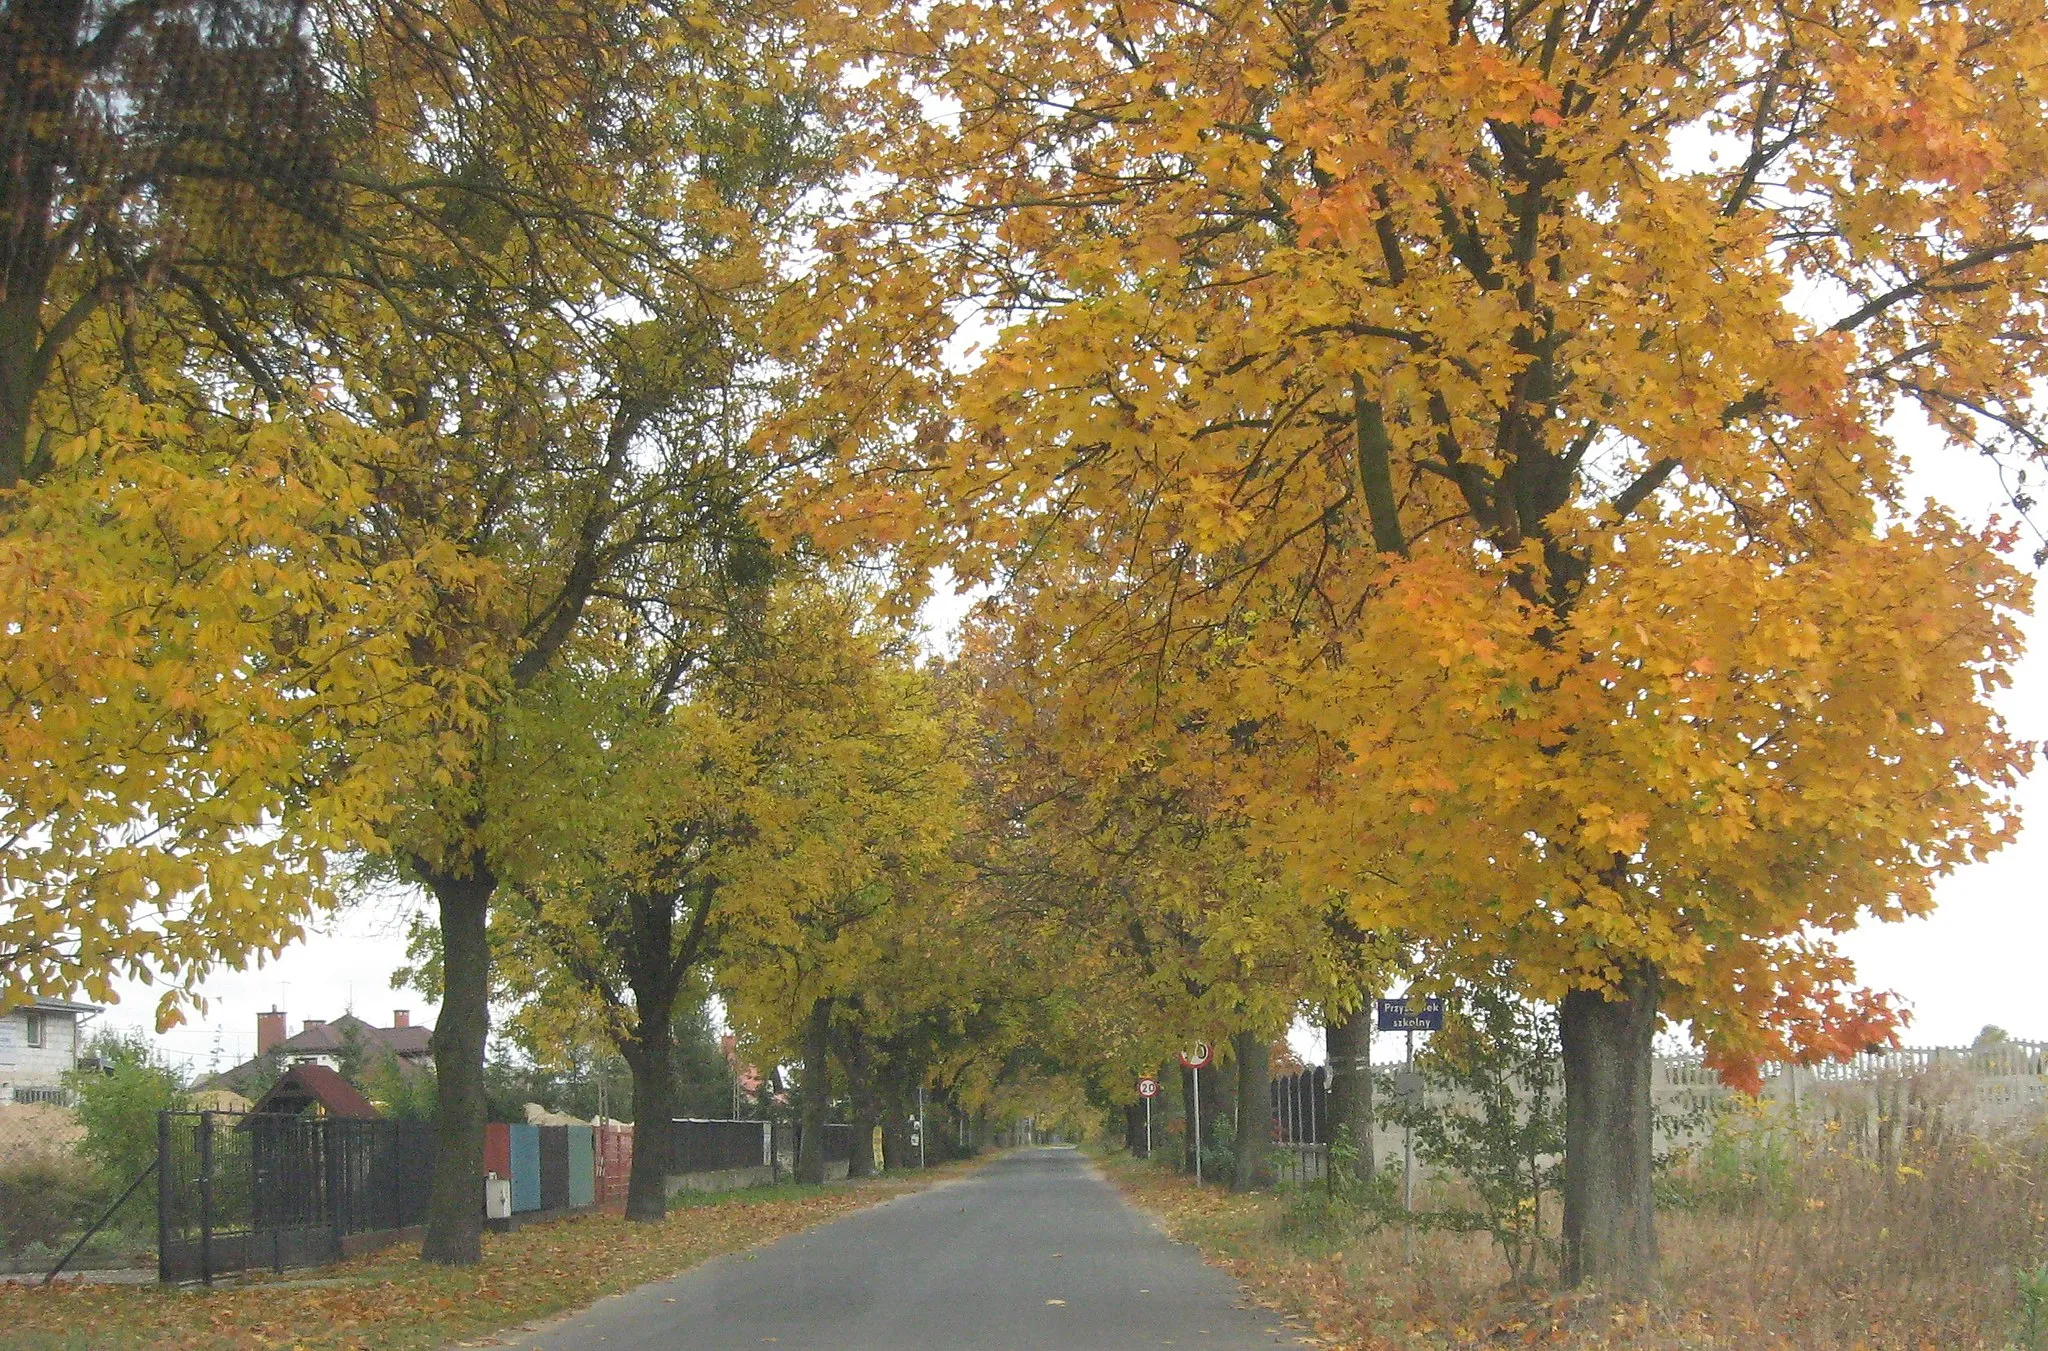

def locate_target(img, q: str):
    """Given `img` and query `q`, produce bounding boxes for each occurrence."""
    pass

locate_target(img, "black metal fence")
[786,1121,855,1165]
[1270,1068,1330,1185]
[666,1118,773,1173]
[1271,1066,1328,1143]
[157,1111,434,1283]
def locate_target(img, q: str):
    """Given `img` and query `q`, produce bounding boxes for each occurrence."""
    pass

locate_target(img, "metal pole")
[1192,1065,1202,1186]
[918,1085,926,1169]
[1403,1030,1414,1264]
[198,1111,214,1287]
[156,1112,171,1285]
[1145,1094,1151,1157]
[45,1159,156,1286]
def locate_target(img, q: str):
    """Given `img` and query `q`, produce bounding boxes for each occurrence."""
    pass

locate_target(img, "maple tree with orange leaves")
[798,0,2046,1287]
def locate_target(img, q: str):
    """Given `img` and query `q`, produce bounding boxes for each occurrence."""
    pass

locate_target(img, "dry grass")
[1103,1107,2048,1350]
[0,1106,84,1167]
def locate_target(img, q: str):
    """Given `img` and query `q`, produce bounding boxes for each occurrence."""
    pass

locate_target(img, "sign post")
[1403,1029,1414,1261]
[1137,1075,1160,1157]
[1377,997,1443,1263]
[1176,1043,1213,1184]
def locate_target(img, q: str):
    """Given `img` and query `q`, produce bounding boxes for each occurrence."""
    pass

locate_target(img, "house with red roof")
[197,1008,433,1097]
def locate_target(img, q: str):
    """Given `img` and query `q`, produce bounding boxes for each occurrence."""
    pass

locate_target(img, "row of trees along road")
[797,0,2045,1289]
[5,0,2044,1292]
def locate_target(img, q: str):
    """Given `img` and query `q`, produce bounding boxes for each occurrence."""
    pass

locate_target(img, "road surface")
[522,1146,1302,1350]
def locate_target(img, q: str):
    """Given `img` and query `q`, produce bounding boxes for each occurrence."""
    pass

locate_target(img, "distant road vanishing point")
[523,1147,1303,1350]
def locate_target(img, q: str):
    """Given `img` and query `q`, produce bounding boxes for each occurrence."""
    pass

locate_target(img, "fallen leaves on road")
[0,1177,941,1351]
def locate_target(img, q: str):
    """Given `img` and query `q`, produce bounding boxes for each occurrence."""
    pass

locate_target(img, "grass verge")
[1099,1148,2040,1350]
[0,1164,978,1351]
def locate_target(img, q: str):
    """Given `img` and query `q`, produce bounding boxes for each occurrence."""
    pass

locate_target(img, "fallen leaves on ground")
[0,1173,955,1351]
[1099,1155,2018,1350]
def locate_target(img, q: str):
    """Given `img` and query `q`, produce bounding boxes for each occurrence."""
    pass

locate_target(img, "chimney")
[392,1009,409,1029]
[302,1018,326,1033]
[257,1009,286,1056]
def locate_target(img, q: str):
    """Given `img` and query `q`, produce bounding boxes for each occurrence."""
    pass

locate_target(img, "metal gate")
[157,1111,435,1283]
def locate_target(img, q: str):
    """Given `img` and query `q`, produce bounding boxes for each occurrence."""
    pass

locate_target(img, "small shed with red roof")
[246,1063,381,1119]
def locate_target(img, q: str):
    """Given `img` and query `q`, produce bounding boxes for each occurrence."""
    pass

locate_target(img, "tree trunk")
[879,1057,914,1169]
[843,1023,879,1179]
[795,997,833,1185]
[880,1107,909,1169]
[1231,1030,1271,1192]
[420,861,494,1264]
[0,0,87,492]
[622,1001,678,1222]
[1560,961,1661,1291]
[1325,1001,1375,1177]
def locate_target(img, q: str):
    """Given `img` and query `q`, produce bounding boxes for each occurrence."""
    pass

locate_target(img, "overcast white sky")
[103,434,2044,1078]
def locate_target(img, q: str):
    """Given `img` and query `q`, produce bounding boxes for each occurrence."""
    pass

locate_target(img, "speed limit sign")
[1176,1041,1213,1070]
[1137,1076,1159,1097]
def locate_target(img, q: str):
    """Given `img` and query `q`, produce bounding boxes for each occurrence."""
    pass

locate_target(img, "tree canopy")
[6,0,2040,1291]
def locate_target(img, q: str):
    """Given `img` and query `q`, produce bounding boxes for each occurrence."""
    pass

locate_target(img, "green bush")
[2016,1258,2048,1350]
[361,1049,437,1120]
[1374,983,1564,1285]
[1197,1141,1237,1185]
[0,1156,104,1259]
[1657,1103,1797,1216]
[1276,1184,1366,1251]
[1199,1112,1237,1185]
[1274,1127,1402,1254]
[65,1029,186,1231]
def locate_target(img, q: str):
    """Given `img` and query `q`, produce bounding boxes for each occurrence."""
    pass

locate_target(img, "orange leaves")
[784,0,2048,1094]
[1442,47,1568,130]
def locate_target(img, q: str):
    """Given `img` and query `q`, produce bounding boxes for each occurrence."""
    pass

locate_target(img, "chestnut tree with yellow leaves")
[0,0,489,1021]
[958,604,1389,1190]
[5,0,842,1266]
[715,623,968,1185]
[816,0,2045,1287]
[473,580,957,1218]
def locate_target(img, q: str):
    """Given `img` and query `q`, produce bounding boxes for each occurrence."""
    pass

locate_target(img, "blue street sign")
[1376,996,1445,1032]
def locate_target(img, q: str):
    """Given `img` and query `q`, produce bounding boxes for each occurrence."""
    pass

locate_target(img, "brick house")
[0,997,102,1105]
[197,1009,433,1097]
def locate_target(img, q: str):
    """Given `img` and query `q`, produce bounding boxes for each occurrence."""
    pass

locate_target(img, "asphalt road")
[521,1147,1302,1350]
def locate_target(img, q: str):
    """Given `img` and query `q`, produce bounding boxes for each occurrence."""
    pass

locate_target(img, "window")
[23,1012,45,1048]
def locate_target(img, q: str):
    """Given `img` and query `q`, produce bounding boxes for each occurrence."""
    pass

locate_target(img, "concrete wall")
[1275,1042,2048,1177]
[664,1158,847,1196]
[0,1008,81,1101]
[666,1165,779,1195]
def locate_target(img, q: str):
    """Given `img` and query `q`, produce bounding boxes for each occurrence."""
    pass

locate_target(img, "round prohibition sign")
[1137,1076,1160,1098]
[1176,1041,1213,1070]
